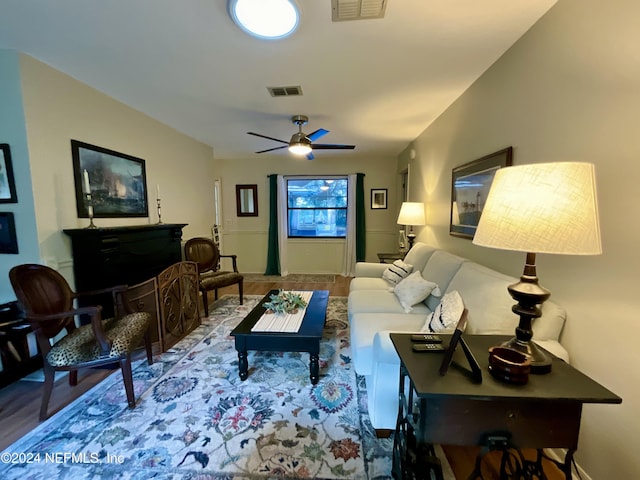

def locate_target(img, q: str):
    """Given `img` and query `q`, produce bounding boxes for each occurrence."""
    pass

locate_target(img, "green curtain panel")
[356,173,366,262]
[264,174,280,275]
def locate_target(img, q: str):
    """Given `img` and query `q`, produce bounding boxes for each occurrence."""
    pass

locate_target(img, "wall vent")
[267,85,303,97]
[332,0,387,21]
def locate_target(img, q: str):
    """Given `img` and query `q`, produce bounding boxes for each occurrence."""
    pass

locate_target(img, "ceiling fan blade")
[247,132,289,144]
[306,151,315,160]
[256,145,287,154]
[310,144,356,150]
[307,129,329,141]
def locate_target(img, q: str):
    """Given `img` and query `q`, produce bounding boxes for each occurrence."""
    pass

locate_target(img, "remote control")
[411,334,442,343]
[412,343,445,352]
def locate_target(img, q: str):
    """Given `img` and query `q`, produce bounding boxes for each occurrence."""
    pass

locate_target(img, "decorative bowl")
[488,346,531,385]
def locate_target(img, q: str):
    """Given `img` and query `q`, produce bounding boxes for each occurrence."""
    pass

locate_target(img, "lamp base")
[407,233,416,250]
[506,252,553,375]
[500,336,552,374]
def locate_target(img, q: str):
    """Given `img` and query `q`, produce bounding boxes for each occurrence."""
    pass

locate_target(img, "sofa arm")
[534,339,570,363]
[372,330,403,366]
[355,262,389,278]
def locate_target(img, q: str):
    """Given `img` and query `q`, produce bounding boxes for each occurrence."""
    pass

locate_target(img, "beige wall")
[18,55,216,284]
[408,0,638,477]
[213,155,399,273]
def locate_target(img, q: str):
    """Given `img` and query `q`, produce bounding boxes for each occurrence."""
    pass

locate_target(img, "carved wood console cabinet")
[64,224,187,291]
[64,224,187,353]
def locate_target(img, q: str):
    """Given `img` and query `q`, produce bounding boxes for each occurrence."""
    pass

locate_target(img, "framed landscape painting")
[450,147,513,239]
[72,140,149,218]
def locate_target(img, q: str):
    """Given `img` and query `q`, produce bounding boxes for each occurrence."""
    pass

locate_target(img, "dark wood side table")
[390,333,621,480]
[377,252,406,264]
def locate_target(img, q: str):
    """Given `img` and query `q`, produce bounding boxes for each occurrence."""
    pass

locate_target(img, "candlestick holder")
[156,198,163,224]
[85,194,97,229]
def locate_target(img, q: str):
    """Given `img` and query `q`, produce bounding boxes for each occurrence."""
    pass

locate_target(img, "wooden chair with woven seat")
[9,264,154,421]
[184,237,244,316]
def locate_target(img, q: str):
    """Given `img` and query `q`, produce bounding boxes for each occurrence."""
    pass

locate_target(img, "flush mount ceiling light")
[228,0,300,39]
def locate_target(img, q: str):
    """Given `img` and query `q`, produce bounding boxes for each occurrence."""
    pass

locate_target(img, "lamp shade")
[473,162,602,255]
[397,202,426,226]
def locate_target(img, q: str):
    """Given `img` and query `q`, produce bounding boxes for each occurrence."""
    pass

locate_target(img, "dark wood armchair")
[9,264,154,421]
[184,237,243,316]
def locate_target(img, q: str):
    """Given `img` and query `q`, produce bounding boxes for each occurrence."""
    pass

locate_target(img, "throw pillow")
[421,290,465,333]
[382,259,413,286]
[393,271,442,313]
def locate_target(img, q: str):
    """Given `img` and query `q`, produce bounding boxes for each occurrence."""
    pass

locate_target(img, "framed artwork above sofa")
[450,146,513,239]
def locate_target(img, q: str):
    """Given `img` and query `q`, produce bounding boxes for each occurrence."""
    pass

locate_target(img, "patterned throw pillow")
[421,290,465,333]
[382,259,413,285]
[393,271,442,313]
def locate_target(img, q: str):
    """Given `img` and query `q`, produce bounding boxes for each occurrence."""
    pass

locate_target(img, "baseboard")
[545,448,592,480]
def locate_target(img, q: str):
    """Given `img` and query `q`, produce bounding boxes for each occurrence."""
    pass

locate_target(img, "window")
[287,177,348,238]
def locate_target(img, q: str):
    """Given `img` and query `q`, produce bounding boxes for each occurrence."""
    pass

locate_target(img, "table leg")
[535,448,575,480]
[237,350,248,381]
[309,353,319,385]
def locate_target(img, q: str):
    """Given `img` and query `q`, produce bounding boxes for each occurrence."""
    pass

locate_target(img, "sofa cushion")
[420,250,466,310]
[421,290,464,332]
[394,271,441,313]
[442,262,566,340]
[444,262,517,335]
[382,259,413,285]
[403,243,437,274]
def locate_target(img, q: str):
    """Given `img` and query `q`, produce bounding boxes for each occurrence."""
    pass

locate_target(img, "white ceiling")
[0,0,557,161]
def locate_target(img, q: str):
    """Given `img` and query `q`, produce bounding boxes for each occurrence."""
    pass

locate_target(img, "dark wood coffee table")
[230,290,329,385]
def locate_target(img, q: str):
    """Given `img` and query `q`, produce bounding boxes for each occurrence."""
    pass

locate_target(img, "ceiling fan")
[247,115,356,160]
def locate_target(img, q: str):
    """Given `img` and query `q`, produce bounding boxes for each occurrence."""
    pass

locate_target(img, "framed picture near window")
[71,140,148,218]
[371,188,388,209]
[0,212,18,254]
[0,144,18,203]
[450,147,513,239]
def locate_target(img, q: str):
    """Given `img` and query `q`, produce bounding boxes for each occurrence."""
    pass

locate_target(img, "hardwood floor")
[0,274,566,479]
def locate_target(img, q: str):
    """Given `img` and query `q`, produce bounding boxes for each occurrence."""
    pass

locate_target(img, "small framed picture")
[0,212,18,254]
[0,144,18,203]
[371,188,388,209]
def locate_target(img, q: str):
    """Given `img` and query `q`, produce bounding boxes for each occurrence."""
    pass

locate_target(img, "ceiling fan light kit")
[248,115,355,160]
[288,132,312,156]
[228,0,301,40]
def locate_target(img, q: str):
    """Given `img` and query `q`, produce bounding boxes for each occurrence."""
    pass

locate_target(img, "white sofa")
[348,242,569,431]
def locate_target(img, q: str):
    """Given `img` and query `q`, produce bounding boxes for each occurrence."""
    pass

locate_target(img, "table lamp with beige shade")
[397,202,426,250]
[473,162,602,373]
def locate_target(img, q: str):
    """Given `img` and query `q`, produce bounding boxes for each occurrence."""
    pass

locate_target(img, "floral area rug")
[0,295,419,480]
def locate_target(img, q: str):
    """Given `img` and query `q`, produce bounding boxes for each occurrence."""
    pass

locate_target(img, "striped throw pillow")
[382,260,413,285]
[421,290,465,333]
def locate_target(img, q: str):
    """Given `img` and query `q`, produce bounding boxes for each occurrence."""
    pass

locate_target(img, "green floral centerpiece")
[263,290,308,315]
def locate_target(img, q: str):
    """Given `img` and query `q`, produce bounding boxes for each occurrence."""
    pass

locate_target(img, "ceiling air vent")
[267,85,303,97]
[332,0,387,21]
